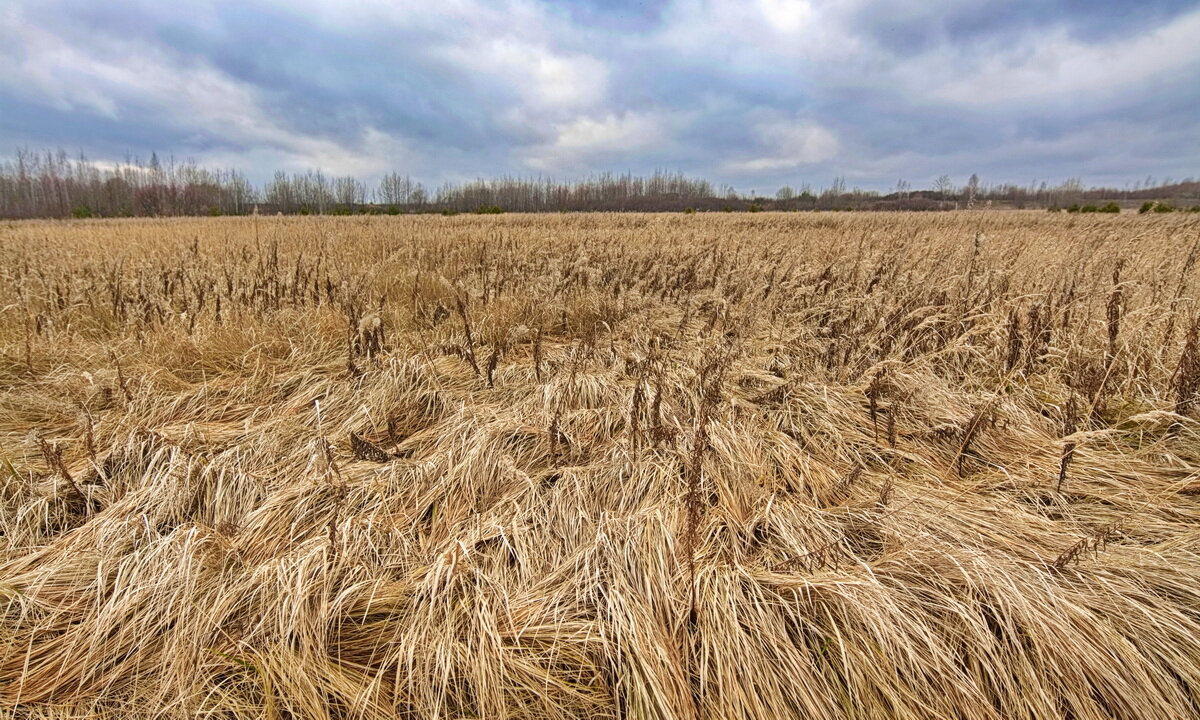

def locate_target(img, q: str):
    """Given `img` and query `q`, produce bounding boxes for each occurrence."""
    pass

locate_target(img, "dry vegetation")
[2,211,1200,719]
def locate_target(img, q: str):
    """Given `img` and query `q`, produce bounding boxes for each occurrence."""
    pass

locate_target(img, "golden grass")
[1,211,1199,719]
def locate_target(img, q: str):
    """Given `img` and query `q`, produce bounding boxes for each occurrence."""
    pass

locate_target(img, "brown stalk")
[36,434,88,511]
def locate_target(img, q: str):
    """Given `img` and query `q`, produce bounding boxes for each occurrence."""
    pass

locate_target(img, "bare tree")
[965,173,980,208]
[377,172,414,206]
[333,176,365,206]
[935,175,954,199]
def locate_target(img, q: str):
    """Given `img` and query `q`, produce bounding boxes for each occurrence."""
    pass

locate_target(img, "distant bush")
[1098,202,1120,213]
[473,204,505,214]
[330,206,353,216]
[298,206,312,216]
[441,209,459,216]
[1066,204,1081,213]
[748,203,763,213]
[683,207,696,214]
[71,205,92,219]
[207,206,223,217]
[1190,205,1200,213]
[1140,201,1176,214]
[1079,205,1099,213]
[1047,206,1062,213]
[386,205,401,215]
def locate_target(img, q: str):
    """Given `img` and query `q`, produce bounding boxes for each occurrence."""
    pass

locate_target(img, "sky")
[2,0,1199,193]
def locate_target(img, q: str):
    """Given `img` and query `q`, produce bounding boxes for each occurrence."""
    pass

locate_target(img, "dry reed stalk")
[454,294,481,377]
[1174,316,1200,418]
[1058,394,1079,492]
[35,433,88,510]
[1106,261,1125,367]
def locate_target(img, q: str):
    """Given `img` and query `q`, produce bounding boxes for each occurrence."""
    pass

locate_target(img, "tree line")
[1,148,1196,218]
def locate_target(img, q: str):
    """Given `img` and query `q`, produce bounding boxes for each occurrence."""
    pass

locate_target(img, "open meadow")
[2,211,1200,719]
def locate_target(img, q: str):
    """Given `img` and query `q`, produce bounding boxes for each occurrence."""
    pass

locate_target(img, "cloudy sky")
[2,0,1198,192]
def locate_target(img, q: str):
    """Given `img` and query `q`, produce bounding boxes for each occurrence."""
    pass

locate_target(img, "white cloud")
[551,113,663,152]
[439,38,608,112]
[759,0,813,34]
[0,9,121,117]
[268,0,609,115]
[927,9,1200,107]
[726,117,839,173]
[655,0,854,67]
[523,112,670,171]
[0,7,411,178]
[256,0,547,35]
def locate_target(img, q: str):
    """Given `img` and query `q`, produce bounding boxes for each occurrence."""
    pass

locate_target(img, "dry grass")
[1,211,1199,719]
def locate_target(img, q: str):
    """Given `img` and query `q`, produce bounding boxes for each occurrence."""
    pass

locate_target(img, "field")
[2,211,1200,719]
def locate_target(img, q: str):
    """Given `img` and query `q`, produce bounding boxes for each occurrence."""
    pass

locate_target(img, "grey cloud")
[844,0,1200,56]
[1,0,1197,191]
